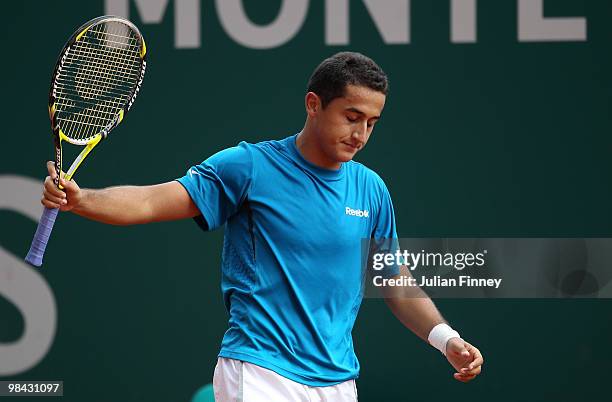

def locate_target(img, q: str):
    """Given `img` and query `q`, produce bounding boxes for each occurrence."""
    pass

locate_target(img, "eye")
[346,116,358,123]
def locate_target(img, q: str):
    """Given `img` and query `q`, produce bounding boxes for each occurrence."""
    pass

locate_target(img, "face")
[306,84,386,168]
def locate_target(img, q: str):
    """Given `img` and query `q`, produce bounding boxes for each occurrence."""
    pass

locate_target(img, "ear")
[305,92,321,117]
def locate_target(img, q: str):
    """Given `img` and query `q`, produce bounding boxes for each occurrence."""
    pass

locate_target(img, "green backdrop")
[1,1,611,401]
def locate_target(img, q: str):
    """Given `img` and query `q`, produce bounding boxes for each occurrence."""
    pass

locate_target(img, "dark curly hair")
[307,52,388,108]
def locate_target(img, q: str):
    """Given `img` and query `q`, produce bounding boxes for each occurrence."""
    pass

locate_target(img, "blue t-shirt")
[177,134,398,386]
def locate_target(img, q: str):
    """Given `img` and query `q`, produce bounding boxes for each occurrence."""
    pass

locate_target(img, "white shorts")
[212,357,358,402]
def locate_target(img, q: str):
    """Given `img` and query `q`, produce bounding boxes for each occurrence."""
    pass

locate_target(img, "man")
[41,52,483,401]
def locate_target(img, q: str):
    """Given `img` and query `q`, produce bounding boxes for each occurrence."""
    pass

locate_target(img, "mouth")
[341,141,361,151]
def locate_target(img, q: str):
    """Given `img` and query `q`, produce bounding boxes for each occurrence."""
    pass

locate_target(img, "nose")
[352,123,367,142]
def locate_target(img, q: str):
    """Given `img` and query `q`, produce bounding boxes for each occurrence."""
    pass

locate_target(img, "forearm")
[382,269,483,381]
[384,296,445,342]
[379,265,446,341]
[72,185,157,225]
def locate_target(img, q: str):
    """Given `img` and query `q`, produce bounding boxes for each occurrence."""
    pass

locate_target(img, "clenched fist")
[41,161,82,211]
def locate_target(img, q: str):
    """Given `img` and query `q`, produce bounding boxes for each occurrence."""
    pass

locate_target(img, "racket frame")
[48,15,147,188]
[25,15,147,266]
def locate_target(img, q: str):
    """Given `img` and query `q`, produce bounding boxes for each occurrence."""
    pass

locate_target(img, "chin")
[336,150,356,162]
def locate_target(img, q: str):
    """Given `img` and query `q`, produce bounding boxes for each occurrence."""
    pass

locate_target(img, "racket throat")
[53,135,63,189]
[64,134,102,181]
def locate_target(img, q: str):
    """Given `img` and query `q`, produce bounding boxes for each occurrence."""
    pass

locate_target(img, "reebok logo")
[345,207,369,218]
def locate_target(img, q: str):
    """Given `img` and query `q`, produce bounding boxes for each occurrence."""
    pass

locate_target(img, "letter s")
[0,175,57,376]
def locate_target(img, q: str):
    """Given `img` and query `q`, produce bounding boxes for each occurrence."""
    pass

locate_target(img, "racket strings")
[57,55,137,137]
[67,40,141,82]
[53,20,143,142]
[71,23,139,140]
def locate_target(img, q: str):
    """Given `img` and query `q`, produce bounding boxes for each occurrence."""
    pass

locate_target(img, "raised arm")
[41,161,200,225]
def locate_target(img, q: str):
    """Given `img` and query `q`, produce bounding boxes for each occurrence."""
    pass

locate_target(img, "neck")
[296,120,341,170]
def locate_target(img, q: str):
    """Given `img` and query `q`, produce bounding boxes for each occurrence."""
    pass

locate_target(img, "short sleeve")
[370,178,400,277]
[372,178,398,240]
[176,141,253,231]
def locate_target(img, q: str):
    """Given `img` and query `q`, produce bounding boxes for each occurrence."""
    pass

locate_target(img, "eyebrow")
[345,107,380,120]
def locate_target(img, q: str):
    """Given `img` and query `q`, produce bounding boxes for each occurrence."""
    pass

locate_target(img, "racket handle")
[25,207,59,267]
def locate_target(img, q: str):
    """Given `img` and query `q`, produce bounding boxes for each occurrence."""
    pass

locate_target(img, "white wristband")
[428,323,460,356]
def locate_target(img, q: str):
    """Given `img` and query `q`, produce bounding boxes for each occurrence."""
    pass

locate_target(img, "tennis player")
[41,52,483,401]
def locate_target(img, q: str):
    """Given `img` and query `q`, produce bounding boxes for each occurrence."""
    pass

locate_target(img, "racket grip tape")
[25,207,59,267]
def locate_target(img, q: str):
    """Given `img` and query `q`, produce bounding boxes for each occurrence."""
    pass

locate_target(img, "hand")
[445,338,483,383]
[41,161,82,211]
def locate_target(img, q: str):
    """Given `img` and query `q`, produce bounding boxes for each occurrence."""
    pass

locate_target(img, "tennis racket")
[25,16,147,267]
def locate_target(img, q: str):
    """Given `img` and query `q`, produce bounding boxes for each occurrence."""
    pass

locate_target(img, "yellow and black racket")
[25,16,147,266]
